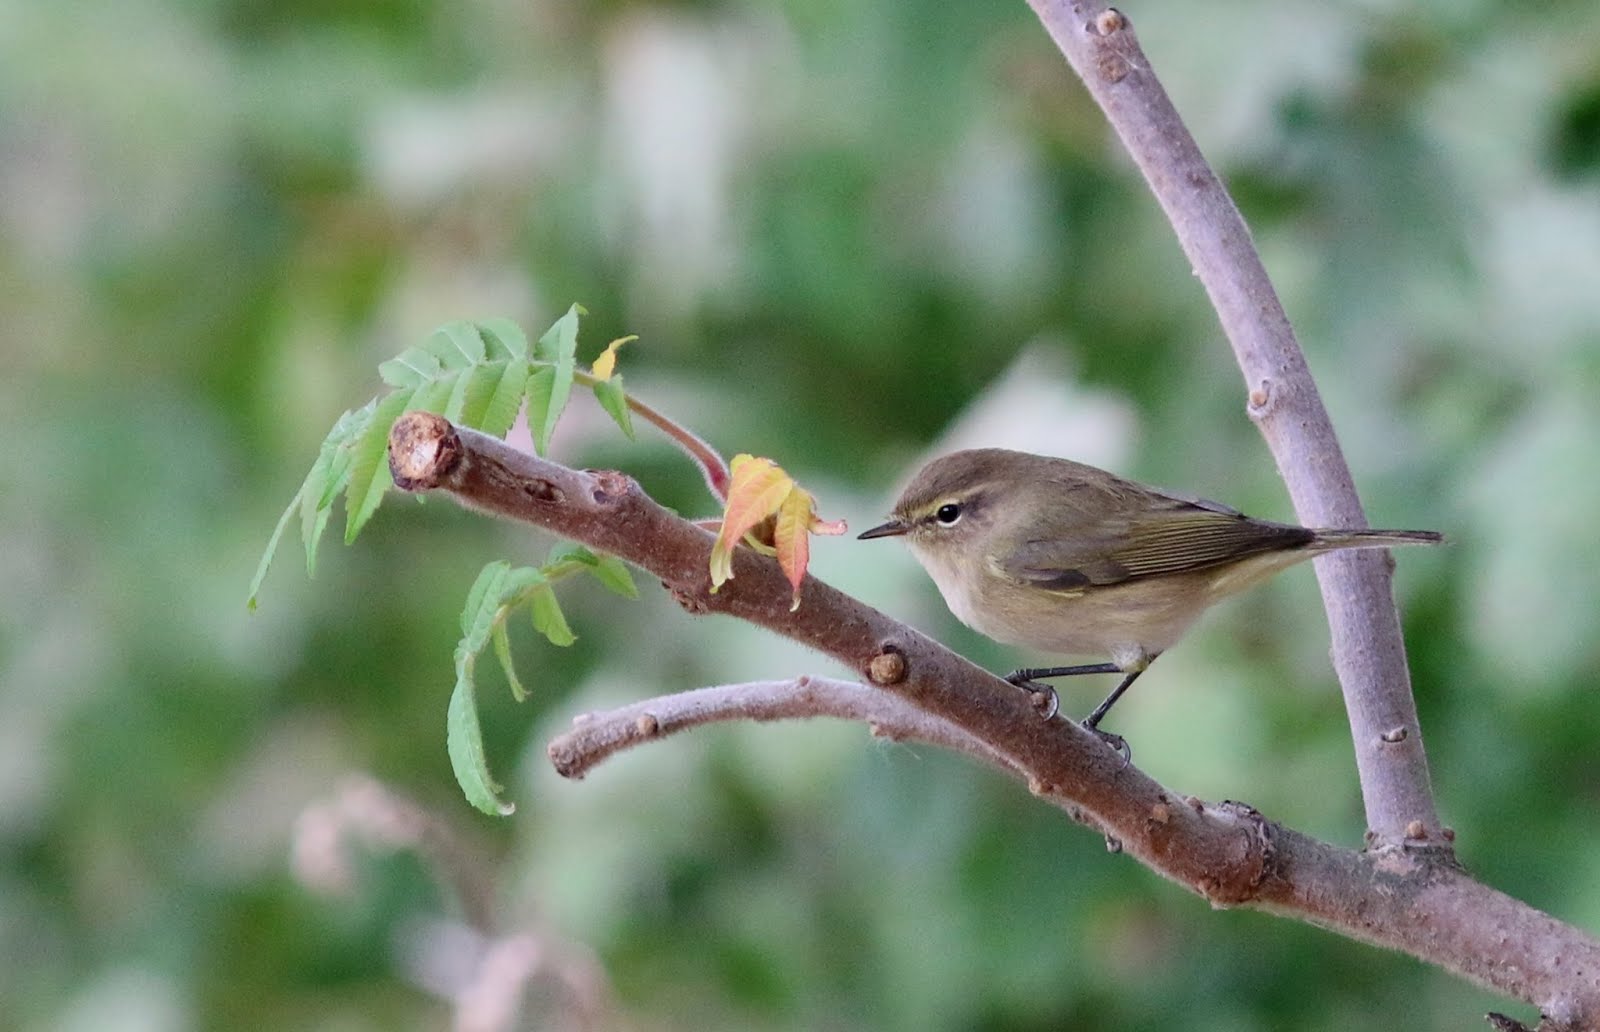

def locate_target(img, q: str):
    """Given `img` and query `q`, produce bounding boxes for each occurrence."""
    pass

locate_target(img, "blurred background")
[5,0,1600,1028]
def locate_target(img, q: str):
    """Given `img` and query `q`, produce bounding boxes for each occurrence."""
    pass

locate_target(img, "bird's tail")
[1308,528,1445,551]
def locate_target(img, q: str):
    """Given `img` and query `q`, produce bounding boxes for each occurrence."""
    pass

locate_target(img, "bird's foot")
[1083,722,1131,768]
[1010,678,1059,720]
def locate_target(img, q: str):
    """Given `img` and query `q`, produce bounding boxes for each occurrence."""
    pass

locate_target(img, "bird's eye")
[934,503,962,525]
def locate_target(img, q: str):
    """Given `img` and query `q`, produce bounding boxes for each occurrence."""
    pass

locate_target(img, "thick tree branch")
[1023,1,1442,851]
[389,413,1600,1028]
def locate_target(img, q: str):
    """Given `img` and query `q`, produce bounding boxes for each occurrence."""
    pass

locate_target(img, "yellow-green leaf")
[591,334,636,381]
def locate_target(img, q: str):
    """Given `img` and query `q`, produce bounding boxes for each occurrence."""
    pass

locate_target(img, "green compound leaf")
[492,621,528,703]
[529,583,576,646]
[524,365,557,455]
[378,346,443,389]
[448,657,513,816]
[468,358,530,439]
[447,561,520,815]
[431,320,487,367]
[593,373,635,440]
[590,552,639,598]
[477,318,529,361]
[446,560,566,812]
[247,400,376,609]
[460,560,512,640]
[305,401,380,572]
[546,545,638,599]
[530,304,584,454]
[343,378,453,544]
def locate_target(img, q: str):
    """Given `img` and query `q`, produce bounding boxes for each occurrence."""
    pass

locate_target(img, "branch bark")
[1022,1,1442,851]
[389,413,1600,1029]
[548,676,1025,785]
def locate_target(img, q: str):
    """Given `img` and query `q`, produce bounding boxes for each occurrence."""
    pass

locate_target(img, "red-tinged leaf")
[709,455,795,590]
[772,486,847,610]
[811,516,848,536]
[773,488,812,610]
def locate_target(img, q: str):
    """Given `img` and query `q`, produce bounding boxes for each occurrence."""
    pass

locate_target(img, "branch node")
[1097,52,1130,84]
[1086,8,1132,82]
[1381,726,1409,744]
[1246,379,1273,417]
[1094,7,1126,35]
[389,411,461,489]
[635,713,660,737]
[867,645,908,686]
[588,469,631,505]
[1105,834,1123,854]
[668,584,710,615]
[1207,801,1274,904]
[1406,819,1426,840]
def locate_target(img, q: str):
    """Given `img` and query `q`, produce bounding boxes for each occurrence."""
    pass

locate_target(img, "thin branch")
[1022,1,1442,852]
[547,676,1028,786]
[572,369,730,500]
[387,413,1600,1028]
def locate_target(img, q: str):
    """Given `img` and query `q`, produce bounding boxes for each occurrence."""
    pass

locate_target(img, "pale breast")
[916,542,1209,662]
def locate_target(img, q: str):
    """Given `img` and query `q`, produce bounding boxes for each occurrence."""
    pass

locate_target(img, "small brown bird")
[859,448,1441,745]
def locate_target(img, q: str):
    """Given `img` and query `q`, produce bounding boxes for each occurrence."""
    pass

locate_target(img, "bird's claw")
[1084,723,1131,768]
[1014,679,1059,720]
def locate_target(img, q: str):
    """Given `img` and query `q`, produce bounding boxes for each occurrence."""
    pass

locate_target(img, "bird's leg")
[1007,661,1156,765]
[1075,668,1160,766]
[1081,668,1146,732]
[1004,663,1121,721]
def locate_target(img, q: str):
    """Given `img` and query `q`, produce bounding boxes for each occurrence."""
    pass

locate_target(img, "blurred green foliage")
[4,0,1600,1028]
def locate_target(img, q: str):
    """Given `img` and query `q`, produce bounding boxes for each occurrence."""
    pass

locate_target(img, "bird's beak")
[857,517,909,540]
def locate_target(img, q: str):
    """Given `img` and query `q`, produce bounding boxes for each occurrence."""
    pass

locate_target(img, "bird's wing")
[994,502,1315,590]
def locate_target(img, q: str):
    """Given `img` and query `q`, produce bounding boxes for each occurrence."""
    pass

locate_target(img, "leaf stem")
[573,370,730,500]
